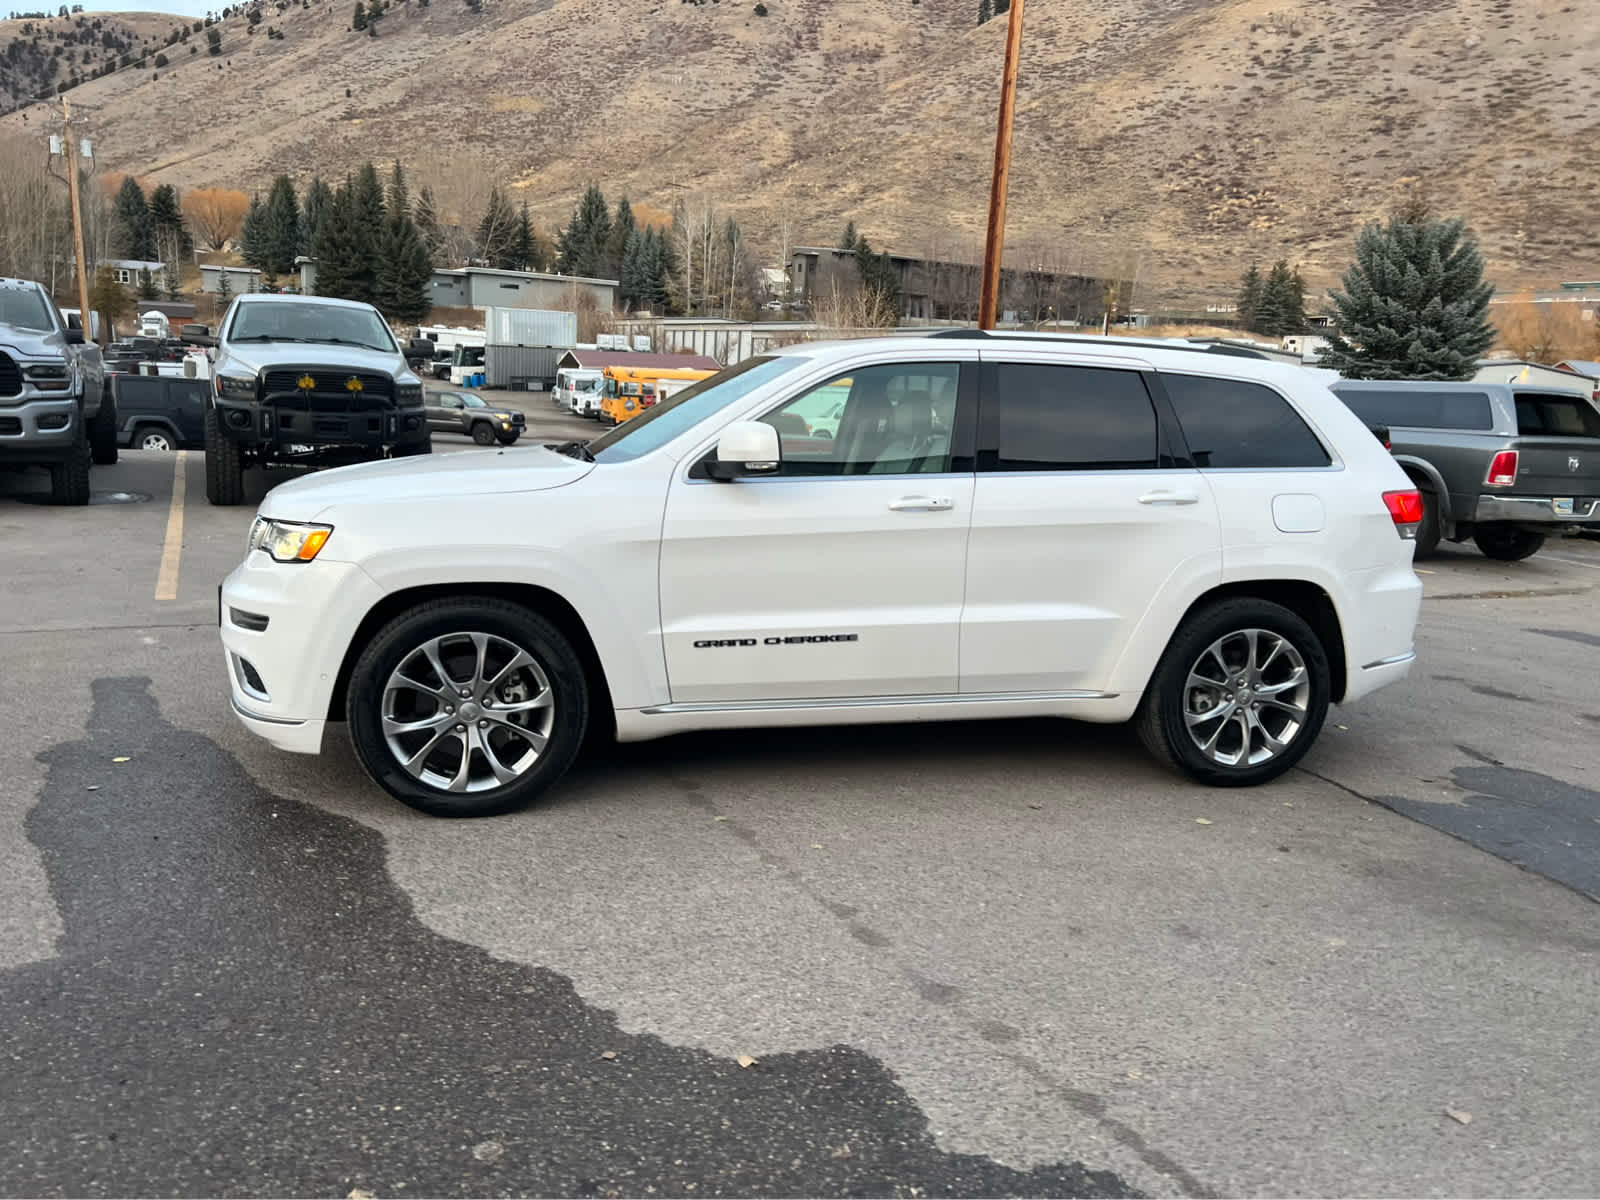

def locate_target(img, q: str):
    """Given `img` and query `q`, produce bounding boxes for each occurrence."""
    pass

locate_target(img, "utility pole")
[978,0,1025,331]
[60,97,96,343]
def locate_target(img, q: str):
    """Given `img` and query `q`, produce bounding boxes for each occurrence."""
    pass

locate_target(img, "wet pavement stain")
[1378,761,1600,903]
[3,678,1139,1198]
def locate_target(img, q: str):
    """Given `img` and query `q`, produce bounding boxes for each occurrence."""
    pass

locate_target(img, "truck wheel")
[471,422,496,446]
[496,431,521,446]
[345,598,590,818]
[135,425,174,452]
[204,405,246,507]
[1473,526,1545,562]
[89,388,119,466]
[49,425,92,506]
[1135,597,1331,787]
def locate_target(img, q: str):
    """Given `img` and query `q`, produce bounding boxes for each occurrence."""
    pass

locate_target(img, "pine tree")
[301,176,333,255]
[1253,260,1305,337]
[619,227,644,309]
[1319,213,1495,380]
[215,269,233,310]
[413,185,442,265]
[311,175,376,302]
[511,201,535,271]
[147,183,190,254]
[239,194,267,268]
[137,268,160,300]
[605,194,635,279]
[977,0,991,24]
[1236,263,1262,333]
[386,159,408,220]
[351,0,365,29]
[994,0,1009,12]
[475,187,517,269]
[261,174,301,276]
[557,185,611,277]
[838,220,858,251]
[374,203,431,322]
[113,175,155,261]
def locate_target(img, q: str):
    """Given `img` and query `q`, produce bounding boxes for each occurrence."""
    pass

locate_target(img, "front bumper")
[219,554,385,755]
[215,392,429,450]
[1474,494,1600,525]
[0,394,80,461]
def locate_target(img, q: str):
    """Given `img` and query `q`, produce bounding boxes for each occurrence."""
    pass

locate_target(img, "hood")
[0,326,68,360]
[225,341,417,380]
[261,444,594,519]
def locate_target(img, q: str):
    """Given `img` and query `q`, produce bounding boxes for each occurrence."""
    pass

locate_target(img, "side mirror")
[706,420,781,481]
[64,327,85,345]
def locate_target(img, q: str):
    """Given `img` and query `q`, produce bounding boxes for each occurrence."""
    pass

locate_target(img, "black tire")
[471,421,496,446]
[1412,485,1441,558]
[1135,597,1332,787]
[1473,525,1545,562]
[89,388,119,466]
[134,424,175,452]
[345,598,591,818]
[497,431,521,446]
[49,424,91,505]
[203,404,246,507]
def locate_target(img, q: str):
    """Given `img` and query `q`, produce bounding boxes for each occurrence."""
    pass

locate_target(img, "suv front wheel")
[346,598,590,817]
[1137,598,1331,787]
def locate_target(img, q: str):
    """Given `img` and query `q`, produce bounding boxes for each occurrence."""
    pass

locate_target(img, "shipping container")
[485,344,563,390]
[485,307,578,349]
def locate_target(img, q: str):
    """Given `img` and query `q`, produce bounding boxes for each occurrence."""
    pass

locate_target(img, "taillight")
[1485,450,1518,487]
[1383,489,1424,539]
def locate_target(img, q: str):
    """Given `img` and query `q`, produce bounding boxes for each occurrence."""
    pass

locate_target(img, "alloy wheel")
[1182,628,1310,768]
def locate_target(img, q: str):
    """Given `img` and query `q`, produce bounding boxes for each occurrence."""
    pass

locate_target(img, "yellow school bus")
[599,366,717,425]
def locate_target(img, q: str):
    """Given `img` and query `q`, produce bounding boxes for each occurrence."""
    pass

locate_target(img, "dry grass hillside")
[2,0,1595,306]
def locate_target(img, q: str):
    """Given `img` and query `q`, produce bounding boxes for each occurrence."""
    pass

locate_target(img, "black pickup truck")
[1333,380,1600,560]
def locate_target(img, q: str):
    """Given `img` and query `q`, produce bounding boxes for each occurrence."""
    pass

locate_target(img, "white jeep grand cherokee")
[220,332,1423,817]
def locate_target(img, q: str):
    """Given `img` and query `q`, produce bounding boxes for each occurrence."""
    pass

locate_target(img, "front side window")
[1163,373,1331,468]
[759,363,962,476]
[589,355,805,464]
[439,395,463,409]
[984,362,1158,471]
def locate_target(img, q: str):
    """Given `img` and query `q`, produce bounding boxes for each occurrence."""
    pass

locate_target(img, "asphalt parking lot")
[2,415,1599,1198]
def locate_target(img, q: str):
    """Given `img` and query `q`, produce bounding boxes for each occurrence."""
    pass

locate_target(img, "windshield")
[576,377,600,392]
[589,356,808,464]
[228,301,396,351]
[0,286,55,332]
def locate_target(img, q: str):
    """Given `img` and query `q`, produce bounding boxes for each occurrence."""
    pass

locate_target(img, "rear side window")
[984,363,1157,471]
[1335,388,1495,431]
[1514,394,1600,438]
[1163,374,1330,468]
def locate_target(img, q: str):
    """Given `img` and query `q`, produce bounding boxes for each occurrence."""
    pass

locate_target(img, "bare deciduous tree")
[181,186,249,251]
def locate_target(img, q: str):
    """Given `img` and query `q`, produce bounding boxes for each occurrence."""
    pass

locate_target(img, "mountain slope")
[3,0,1595,306]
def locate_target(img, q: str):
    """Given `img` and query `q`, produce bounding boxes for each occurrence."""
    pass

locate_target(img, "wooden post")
[978,0,1025,331]
[60,98,97,342]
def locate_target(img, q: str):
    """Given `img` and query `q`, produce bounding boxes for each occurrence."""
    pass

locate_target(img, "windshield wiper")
[546,440,595,462]
[304,337,384,350]
[231,334,311,342]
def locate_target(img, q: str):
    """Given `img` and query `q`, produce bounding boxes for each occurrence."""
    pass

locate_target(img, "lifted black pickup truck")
[1333,380,1600,560]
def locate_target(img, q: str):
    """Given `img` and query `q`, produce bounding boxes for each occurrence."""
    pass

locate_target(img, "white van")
[555,368,604,417]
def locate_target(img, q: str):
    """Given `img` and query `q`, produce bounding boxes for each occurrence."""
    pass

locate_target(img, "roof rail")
[922,328,1273,360]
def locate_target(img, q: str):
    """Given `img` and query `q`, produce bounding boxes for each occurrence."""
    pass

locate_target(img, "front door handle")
[1137,491,1200,507]
[889,496,954,512]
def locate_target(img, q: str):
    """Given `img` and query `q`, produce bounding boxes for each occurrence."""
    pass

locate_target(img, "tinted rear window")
[1515,394,1600,438]
[1334,388,1494,431]
[985,363,1157,471]
[1163,374,1330,469]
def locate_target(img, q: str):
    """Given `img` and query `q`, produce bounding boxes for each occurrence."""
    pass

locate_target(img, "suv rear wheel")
[1137,598,1331,787]
[1473,526,1545,562]
[346,598,590,817]
[203,404,246,506]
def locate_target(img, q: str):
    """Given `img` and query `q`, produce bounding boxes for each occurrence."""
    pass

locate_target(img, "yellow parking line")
[154,450,188,601]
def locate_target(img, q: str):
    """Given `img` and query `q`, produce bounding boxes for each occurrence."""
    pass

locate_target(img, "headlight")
[216,373,257,398]
[247,517,334,563]
[395,382,423,404]
[23,362,72,391]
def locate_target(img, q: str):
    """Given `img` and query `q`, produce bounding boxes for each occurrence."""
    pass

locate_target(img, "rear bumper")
[1474,494,1600,524]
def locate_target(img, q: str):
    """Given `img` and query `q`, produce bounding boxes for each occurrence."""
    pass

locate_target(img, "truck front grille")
[0,353,21,397]
[263,369,394,406]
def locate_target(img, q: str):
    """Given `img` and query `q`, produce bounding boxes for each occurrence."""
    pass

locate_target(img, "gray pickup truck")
[1332,380,1600,560]
[0,277,117,505]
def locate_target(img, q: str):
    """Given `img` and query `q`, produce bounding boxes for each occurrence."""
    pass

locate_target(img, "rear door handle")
[889,496,954,512]
[1137,491,1200,507]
